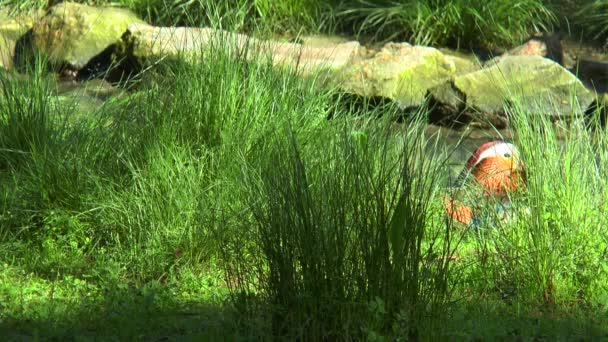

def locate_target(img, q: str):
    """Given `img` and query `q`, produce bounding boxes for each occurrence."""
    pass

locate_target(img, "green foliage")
[2,29,608,340]
[335,0,557,47]
[573,0,608,43]
[0,57,55,170]
[1,0,329,35]
[2,0,567,49]
[456,102,608,311]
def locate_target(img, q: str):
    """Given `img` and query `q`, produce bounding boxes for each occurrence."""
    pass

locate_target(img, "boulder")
[340,43,478,109]
[300,34,351,47]
[32,2,145,69]
[454,55,594,117]
[117,24,361,74]
[439,48,481,74]
[115,25,592,123]
[498,34,563,65]
[0,12,39,69]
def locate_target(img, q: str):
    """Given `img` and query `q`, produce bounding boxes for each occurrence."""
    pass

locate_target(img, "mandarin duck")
[444,140,526,226]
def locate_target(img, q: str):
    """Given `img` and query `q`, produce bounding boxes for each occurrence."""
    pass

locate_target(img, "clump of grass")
[0,56,55,170]
[335,0,556,48]
[228,103,457,339]
[0,56,109,276]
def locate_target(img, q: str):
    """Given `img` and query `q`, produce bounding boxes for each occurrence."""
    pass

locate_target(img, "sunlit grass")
[1,34,608,340]
[1,0,330,36]
[3,0,586,49]
[334,0,556,47]
[450,99,608,318]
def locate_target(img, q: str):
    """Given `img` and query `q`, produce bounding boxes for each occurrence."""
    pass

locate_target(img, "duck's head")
[461,140,526,195]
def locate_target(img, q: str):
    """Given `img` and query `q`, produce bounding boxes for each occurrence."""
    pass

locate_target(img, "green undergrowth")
[2,0,331,37]
[334,0,556,48]
[573,0,608,43]
[1,46,608,339]
[5,0,608,48]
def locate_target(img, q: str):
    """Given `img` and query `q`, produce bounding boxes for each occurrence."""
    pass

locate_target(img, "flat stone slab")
[117,24,361,74]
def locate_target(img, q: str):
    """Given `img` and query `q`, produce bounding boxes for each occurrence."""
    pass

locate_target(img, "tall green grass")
[334,0,556,47]
[510,106,608,306]
[2,0,330,35]
[1,33,331,278]
[224,105,457,339]
[0,40,459,338]
[455,101,608,313]
[0,57,114,275]
[0,57,55,170]
[573,0,608,43]
[3,0,572,49]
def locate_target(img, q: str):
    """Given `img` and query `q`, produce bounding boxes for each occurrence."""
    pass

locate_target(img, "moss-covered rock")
[340,43,478,109]
[31,2,145,69]
[454,55,594,117]
[117,24,225,66]
[117,24,361,74]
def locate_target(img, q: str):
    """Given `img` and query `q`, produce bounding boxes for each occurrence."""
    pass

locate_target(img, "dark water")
[425,124,513,176]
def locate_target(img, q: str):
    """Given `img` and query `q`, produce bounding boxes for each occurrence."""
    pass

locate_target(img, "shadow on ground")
[1,282,606,340]
[0,278,265,341]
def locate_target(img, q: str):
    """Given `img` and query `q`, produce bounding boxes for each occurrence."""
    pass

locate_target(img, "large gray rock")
[340,43,478,109]
[454,55,594,117]
[32,2,145,69]
[117,24,361,74]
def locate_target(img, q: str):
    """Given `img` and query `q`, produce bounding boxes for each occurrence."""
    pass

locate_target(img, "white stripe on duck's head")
[455,140,525,191]
[466,140,521,171]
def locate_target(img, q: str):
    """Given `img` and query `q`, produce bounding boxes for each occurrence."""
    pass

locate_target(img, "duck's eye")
[503,153,511,158]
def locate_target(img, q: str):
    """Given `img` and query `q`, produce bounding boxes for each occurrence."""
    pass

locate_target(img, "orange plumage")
[443,195,474,225]
[444,140,526,226]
